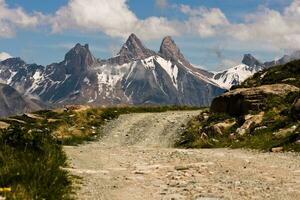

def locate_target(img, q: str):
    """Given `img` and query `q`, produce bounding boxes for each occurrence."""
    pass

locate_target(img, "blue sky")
[0,0,298,71]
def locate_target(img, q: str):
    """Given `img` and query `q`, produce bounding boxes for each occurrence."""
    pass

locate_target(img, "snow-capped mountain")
[211,52,300,89]
[212,54,263,89]
[0,34,225,107]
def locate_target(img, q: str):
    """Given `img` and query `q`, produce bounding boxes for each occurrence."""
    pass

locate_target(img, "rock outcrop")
[210,84,300,116]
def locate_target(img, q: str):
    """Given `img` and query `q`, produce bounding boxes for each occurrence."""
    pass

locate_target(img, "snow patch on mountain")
[212,64,263,89]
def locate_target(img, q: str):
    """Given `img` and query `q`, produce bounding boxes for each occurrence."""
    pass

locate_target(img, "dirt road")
[64,111,300,200]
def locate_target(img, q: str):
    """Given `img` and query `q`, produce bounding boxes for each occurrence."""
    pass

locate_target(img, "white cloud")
[49,0,179,40]
[226,0,300,51]
[0,0,41,38]
[180,5,229,37]
[178,0,300,53]
[0,52,12,61]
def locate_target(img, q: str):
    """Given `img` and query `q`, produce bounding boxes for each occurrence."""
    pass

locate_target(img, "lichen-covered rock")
[210,84,299,116]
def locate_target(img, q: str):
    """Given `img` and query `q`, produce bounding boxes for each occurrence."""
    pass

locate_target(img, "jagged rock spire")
[159,36,185,61]
[64,43,96,74]
[242,54,262,68]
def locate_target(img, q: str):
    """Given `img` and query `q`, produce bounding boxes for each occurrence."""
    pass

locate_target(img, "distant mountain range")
[0,34,224,114]
[211,51,300,89]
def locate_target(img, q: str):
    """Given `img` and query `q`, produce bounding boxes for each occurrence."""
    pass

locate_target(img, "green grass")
[0,124,72,199]
[0,105,200,199]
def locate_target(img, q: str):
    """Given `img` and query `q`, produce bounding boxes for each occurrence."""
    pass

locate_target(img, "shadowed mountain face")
[0,83,41,117]
[0,34,225,107]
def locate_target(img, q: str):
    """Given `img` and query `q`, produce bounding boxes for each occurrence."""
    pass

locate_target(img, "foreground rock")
[210,84,299,116]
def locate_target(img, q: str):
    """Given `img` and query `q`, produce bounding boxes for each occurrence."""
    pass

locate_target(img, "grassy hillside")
[177,60,300,152]
[0,105,200,199]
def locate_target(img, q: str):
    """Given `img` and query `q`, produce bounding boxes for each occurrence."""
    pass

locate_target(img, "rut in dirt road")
[65,111,300,200]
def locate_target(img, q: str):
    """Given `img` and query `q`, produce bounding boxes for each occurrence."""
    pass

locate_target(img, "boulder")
[236,112,264,136]
[271,147,284,153]
[211,84,299,116]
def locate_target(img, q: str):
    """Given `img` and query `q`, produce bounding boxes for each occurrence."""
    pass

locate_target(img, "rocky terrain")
[65,111,300,200]
[211,84,299,116]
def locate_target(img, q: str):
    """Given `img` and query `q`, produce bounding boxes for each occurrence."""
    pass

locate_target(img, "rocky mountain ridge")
[0,34,225,108]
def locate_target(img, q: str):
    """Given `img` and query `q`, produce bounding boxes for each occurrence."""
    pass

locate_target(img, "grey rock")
[211,84,299,116]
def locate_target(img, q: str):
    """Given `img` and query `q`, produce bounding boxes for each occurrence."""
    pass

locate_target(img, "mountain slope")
[0,34,225,107]
[0,83,41,117]
[212,54,263,89]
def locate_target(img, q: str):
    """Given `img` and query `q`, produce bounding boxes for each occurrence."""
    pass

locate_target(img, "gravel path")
[64,111,300,200]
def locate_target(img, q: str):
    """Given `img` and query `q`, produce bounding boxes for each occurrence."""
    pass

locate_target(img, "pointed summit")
[108,33,155,65]
[64,43,96,74]
[242,54,262,68]
[159,36,184,61]
[159,36,193,69]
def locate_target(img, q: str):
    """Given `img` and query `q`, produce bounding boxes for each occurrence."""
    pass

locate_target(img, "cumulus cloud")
[180,5,229,37]
[49,0,179,40]
[0,0,41,38]
[177,0,300,53]
[0,52,12,61]
[226,0,300,51]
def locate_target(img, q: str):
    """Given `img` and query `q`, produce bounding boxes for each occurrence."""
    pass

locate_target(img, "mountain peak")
[159,36,181,61]
[64,43,96,74]
[242,54,262,67]
[108,33,155,65]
